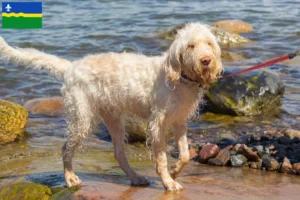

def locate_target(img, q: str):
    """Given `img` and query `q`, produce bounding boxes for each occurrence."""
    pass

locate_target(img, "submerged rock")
[24,97,64,116]
[0,182,52,200]
[0,100,28,144]
[160,24,250,47]
[205,70,284,116]
[208,148,231,166]
[212,20,253,33]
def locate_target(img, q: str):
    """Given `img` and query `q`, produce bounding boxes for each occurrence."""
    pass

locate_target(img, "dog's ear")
[212,39,223,76]
[164,40,182,83]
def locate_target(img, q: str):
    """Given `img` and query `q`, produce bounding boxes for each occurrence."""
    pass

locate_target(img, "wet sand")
[1,141,299,200]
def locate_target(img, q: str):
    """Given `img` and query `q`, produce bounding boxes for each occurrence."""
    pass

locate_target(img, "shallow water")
[0,0,300,199]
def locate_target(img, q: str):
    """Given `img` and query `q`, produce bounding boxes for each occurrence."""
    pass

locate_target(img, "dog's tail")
[0,36,71,78]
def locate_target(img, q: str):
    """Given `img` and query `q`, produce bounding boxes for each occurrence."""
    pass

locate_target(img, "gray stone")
[230,154,248,167]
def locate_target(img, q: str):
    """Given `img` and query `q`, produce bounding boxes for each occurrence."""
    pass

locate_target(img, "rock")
[210,149,231,166]
[221,51,246,61]
[160,24,250,47]
[199,144,220,163]
[0,182,52,200]
[240,144,259,161]
[232,144,241,152]
[292,137,300,144]
[293,163,300,174]
[284,129,300,139]
[24,97,64,116]
[253,145,265,158]
[189,148,197,160]
[262,156,279,171]
[279,157,293,173]
[209,26,251,47]
[0,100,28,144]
[248,162,258,169]
[212,20,253,33]
[237,135,251,144]
[205,70,284,116]
[125,116,147,142]
[230,154,248,167]
[207,158,224,166]
[278,136,292,145]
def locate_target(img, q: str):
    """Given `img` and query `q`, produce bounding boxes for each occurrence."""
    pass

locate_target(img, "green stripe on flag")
[2,17,42,29]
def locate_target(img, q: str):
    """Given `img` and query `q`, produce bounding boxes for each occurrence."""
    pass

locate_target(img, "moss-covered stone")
[205,70,284,116]
[0,182,52,200]
[0,100,28,144]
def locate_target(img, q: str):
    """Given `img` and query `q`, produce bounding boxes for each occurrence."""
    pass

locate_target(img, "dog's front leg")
[149,118,183,191]
[169,123,189,179]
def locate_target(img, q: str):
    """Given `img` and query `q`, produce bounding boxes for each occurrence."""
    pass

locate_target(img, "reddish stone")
[199,144,220,163]
[280,157,292,173]
[240,144,259,162]
[189,148,197,160]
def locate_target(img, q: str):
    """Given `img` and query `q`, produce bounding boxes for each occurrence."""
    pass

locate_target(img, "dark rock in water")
[0,182,52,199]
[262,156,279,171]
[292,137,300,144]
[237,135,251,144]
[279,157,293,173]
[240,144,259,161]
[204,70,284,116]
[199,144,220,163]
[230,154,248,167]
[208,158,224,166]
[217,138,237,147]
[278,136,292,145]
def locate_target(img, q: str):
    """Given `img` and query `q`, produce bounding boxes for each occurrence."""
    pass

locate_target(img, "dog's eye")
[208,42,212,46]
[188,44,195,48]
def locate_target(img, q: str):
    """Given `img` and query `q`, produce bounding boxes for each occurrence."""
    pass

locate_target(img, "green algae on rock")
[0,182,52,200]
[0,100,28,144]
[205,70,284,116]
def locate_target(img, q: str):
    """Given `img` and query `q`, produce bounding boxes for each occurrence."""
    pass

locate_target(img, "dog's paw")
[164,181,183,191]
[130,175,150,187]
[169,168,179,180]
[65,171,82,188]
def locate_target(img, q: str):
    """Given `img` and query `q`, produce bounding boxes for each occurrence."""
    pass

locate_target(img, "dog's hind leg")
[103,115,149,186]
[62,88,97,187]
[169,123,189,179]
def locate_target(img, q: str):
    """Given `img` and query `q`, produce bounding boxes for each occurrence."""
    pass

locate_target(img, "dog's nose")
[200,56,211,66]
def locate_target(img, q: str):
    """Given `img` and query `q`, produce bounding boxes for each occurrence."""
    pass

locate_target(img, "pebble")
[284,129,300,139]
[279,157,293,173]
[199,144,220,163]
[240,144,259,161]
[262,156,279,171]
[230,154,248,167]
[278,136,292,145]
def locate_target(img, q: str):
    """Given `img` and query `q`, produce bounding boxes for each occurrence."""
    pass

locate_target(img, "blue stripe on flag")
[2,2,42,14]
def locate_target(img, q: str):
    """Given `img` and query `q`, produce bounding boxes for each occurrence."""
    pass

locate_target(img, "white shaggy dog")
[0,23,222,191]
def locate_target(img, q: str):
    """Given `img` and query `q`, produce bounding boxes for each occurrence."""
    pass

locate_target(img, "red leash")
[219,50,300,79]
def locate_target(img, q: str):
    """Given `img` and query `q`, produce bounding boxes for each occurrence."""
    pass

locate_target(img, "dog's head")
[165,23,223,88]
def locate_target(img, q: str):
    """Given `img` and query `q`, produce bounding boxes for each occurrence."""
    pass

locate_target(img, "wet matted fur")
[0,23,222,191]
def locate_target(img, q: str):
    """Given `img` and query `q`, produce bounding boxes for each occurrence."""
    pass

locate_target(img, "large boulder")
[212,20,253,33]
[0,182,52,200]
[0,100,28,144]
[160,24,250,47]
[205,70,284,116]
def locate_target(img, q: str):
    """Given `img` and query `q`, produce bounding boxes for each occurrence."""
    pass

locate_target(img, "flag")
[2,2,42,29]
